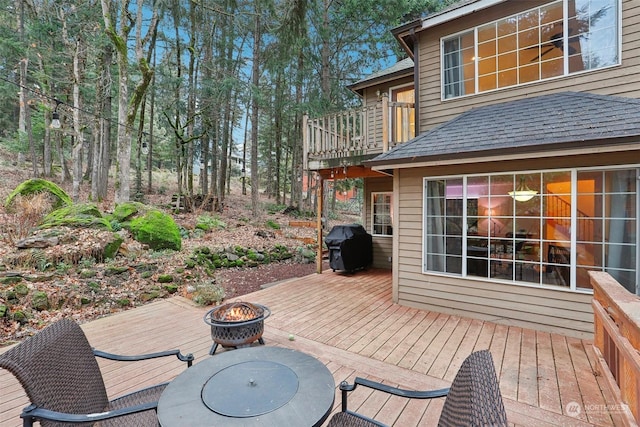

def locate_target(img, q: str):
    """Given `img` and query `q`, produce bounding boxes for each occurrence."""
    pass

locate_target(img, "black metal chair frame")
[329,350,507,427]
[0,318,194,427]
[338,378,449,426]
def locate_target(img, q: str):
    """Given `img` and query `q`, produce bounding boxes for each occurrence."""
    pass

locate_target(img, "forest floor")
[0,149,344,345]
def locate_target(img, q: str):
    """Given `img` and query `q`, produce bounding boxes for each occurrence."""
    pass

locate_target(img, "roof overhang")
[392,0,507,56]
[367,139,640,171]
[391,19,422,59]
[347,60,414,96]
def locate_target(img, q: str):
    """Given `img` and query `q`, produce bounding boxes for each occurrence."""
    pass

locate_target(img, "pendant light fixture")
[509,177,538,202]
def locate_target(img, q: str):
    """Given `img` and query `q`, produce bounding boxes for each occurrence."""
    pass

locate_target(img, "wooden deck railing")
[303,95,414,169]
[590,271,640,425]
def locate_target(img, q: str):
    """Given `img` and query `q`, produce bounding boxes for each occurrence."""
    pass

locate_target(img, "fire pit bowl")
[203,302,271,355]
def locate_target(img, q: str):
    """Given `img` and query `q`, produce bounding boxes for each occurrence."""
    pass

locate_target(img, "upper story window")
[442,0,620,99]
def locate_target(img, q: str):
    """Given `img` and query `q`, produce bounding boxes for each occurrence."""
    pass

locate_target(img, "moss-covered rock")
[13,310,28,323]
[40,203,112,230]
[31,291,49,311]
[163,284,179,294]
[157,274,173,283]
[14,284,29,296]
[117,298,130,307]
[110,202,149,223]
[103,234,124,259]
[79,269,97,279]
[128,210,182,251]
[0,304,7,317]
[104,266,129,276]
[0,276,22,285]
[5,179,72,210]
[140,291,160,302]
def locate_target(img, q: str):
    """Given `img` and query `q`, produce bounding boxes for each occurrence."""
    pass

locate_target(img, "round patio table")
[157,346,335,426]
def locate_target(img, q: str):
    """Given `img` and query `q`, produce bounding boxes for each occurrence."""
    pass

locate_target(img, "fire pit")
[203,302,271,355]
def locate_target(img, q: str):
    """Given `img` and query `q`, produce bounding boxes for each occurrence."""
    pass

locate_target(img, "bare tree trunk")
[135,95,147,199]
[55,131,71,182]
[186,0,197,198]
[19,59,37,177]
[250,11,261,216]
[242,105,249,196]
[36,52,53,177]
[43,111,53,177]
[147,50,155,194]
[321,0,331,105]
[102,0,158,204]
[273,73,283,204]
[292,51,305,208]
[71,40,85,202]
[92,43,113,201]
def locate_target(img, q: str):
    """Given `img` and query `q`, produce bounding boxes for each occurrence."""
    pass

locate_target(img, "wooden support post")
[381,93,389,152]
[302,114,308,169]
[316,176,324,274]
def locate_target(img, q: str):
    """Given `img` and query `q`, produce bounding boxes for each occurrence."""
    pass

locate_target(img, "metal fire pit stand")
[203,303,271,355]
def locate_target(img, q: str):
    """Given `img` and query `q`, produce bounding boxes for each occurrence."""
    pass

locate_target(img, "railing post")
[590,271,640,425]
[381,93,389,152]
[316,175,324,274]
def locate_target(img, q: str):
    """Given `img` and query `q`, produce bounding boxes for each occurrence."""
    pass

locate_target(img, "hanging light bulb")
[50,100,62,129]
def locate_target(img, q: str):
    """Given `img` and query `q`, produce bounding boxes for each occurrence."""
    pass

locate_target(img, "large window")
[442,0,620,99]
[423,168,638,294]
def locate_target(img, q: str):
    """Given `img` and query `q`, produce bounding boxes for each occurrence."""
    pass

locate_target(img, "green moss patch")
[40,203,112,230]
[128,210,182,251]
[5,179,72,210]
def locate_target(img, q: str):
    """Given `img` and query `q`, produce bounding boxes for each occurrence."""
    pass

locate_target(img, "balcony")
[304,95,415,175]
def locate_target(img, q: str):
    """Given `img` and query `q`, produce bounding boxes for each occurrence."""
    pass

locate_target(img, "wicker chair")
[0,318,194,427]
[328,350,507,427]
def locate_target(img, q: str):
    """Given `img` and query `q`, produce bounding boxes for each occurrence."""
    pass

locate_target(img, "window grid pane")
[441,0,619,99]
[372,193,393,236]
[424,168,638,293]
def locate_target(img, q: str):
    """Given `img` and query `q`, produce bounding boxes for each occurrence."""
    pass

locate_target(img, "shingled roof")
[367,91,640,167]
[347,58,414,95]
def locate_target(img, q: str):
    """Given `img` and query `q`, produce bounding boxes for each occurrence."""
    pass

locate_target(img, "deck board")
[1,268,627,426]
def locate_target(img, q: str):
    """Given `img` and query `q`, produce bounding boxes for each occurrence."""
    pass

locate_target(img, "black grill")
[325,224,373,272]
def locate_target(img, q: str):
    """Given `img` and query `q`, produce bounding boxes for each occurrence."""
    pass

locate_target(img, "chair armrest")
[338,376,449,415]
[93,348,194,367]
[21,401,157,425]
[343,377,449,399]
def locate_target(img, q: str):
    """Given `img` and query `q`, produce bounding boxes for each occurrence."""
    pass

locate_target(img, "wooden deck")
[1,269,628,426]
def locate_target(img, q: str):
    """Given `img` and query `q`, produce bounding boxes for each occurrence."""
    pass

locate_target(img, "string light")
[0,76,169,147]
[50,100,62,129]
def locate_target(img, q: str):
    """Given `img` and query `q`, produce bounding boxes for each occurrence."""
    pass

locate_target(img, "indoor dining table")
[157,346,335,426]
